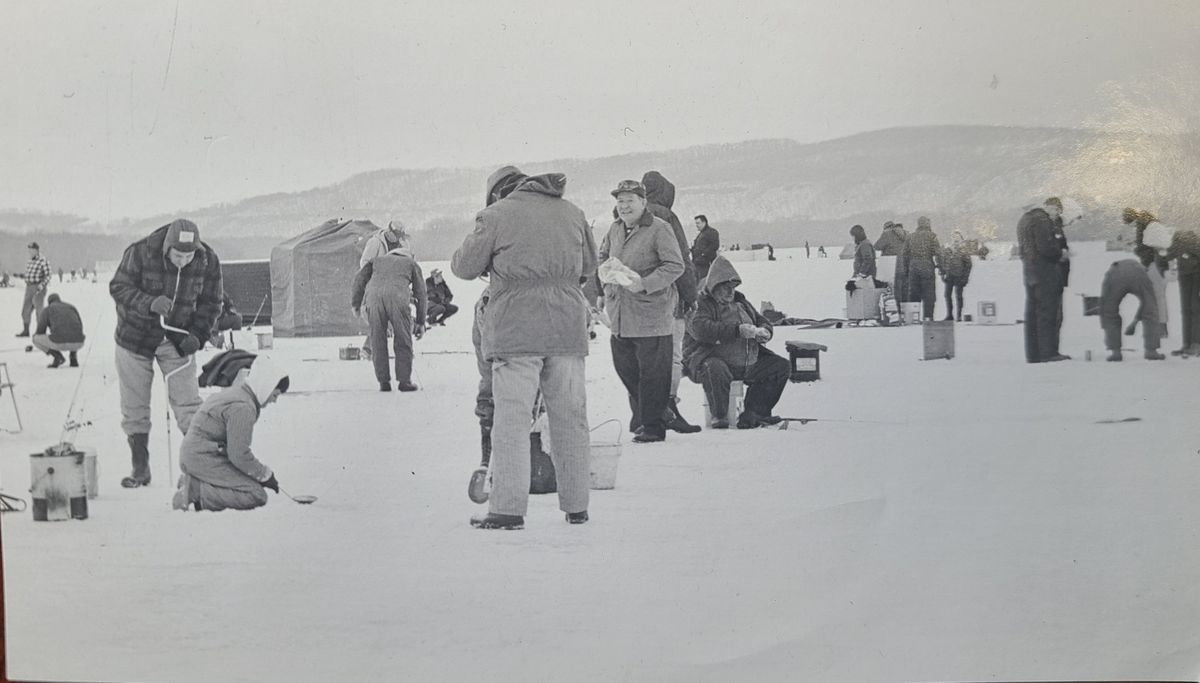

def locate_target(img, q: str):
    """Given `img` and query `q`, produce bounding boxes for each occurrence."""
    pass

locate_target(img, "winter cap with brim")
[245,355,290,406]
[164,219,201,253]
[611,179,646,198]
[486,165,526,206]
[27,241,39,250]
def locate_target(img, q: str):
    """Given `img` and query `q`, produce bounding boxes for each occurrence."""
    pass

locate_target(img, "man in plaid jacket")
[16,241,51,337]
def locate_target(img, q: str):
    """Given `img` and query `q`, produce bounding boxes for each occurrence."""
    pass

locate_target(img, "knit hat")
[164,219,200,253]
[611,179,646,198]
[1044,197,1063,210]
[27,241,39,250]
[917,216,931,229]
[486,165,526,206]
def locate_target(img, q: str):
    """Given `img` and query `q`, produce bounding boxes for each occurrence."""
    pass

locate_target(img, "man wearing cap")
[359,220,411,357]
[16,242,51,338]
[110,219,223,488]
[32,293,85,368]
[599,179,686,444]
[453,166,598,530]
[1016,198,1069,362]
[424,268,458,326]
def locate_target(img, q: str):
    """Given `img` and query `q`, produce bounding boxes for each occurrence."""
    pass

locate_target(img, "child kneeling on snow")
[172,357,288,511]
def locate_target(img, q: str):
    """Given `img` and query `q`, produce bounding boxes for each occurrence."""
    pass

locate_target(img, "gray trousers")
[472,295,493,431]
[365,296,414,383]
[32,334,83,354]
[1101,262,1160,352]
[670,316,685,397]
[115,340,202,437]
[21,284,45,331]
[489,355,590,517]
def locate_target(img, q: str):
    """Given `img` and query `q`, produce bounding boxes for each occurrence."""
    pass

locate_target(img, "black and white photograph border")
[1,2,1199,682]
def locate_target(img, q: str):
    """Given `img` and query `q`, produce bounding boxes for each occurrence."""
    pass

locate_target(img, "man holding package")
[598,179,685,443]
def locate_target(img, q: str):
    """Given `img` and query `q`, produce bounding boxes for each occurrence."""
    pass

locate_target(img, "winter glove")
[738,323,759,339]
[413,324,425,340]
[1124,322,1137,336]
[150,296,173,316]
[753,327,772,343]
[177,334,202,356]
[261,473,279,493]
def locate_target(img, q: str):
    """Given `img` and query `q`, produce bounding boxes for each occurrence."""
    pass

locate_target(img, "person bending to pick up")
[172,357,289,511]
[1099,258,1164,362]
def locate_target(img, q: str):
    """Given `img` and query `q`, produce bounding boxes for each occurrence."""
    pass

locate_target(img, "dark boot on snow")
[69,351,79,367]
[662,397,701,434]
[120,433,152,488]
[47,351,65,368]
[470,512,524,530]
[566,511,589,525]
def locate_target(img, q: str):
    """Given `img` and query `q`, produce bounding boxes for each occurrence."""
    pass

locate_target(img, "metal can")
[1085,350,1093,361]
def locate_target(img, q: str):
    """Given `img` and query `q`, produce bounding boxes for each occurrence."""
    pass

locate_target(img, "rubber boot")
[68,351,79,367]
[121,433,151,488]
[47,351,65,368]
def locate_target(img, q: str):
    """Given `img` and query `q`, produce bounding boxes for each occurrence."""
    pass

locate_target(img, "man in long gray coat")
[453,168,598,530]
[351,245,427,392]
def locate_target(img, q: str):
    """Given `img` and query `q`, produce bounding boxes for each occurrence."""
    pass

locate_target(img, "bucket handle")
[589,418,623,445]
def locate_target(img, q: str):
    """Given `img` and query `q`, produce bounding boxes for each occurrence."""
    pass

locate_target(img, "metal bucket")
[588,419,623,490]
[29,451,88,521]
[256,331,274,350]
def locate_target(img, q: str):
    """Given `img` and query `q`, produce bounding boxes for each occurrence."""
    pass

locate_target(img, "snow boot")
[120,433,152,488]
[632,428,665,443]
[68,351,79,367]
[566,510,589,525]
[470,512,524,530]
[1144,350,1166,360]
[709,417,730,429]
[1107,350,1123,362]
[736,411,769,429]
[663,397,701,434]
[397,381,419,392]
[379,381,392,392]
[14,329,28,338]
[47,351,65,368]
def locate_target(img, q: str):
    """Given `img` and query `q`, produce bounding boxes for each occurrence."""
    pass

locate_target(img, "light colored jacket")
[452,173,598,359]
[359,229,408,268]
[599,209,684,338]
[178,358,286,491]
[350,247,427,322]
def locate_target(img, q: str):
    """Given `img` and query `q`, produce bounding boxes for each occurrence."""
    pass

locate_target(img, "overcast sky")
[1,0,1197,222]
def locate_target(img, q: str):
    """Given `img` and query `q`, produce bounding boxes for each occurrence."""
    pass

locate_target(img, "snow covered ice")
[2,242,1198,682]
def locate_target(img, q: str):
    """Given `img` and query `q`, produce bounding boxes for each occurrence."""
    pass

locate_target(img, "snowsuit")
[1165,229,1200,349]
[1017,208,1064,362]
[940,245,972,321]
[1100,259,1160,354]
[642,171,699,404]
[172,358,287,512]
[351,248,427,385]
[425,276,458,325]
[599,207,685,437]
[683,257,789,422]
[452,172,598,518]
[691,225,721,280]
[901,223,942,319]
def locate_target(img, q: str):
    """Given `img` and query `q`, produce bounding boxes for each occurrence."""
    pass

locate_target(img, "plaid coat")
[109,225,223,358]
[24,255,51,287]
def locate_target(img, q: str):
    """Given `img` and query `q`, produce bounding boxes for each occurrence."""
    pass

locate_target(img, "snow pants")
[1100,260,1160,353]
[116,340,201,437]
[610,334,672,435]
[488,355,589,517]
[20,284,45,332]
[172,473,268,512]
[694,350,790,420]
[365,296,413,384]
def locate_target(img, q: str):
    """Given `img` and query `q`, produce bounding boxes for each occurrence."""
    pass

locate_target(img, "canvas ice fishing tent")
[221,260,272,326]
[270,219,377,337]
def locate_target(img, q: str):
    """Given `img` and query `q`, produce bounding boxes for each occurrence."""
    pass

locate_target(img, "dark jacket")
[1016,208,1063,287]
[110,225,223,358]
[682,256,773,378]
[941,245,973,282]
[452,173,598,358]
[874,226,909,256]
[853,239,877,278]
[901,224,942,277]
[691,226,721,275]
[36,299,85,344]
[1165,229,1200,276]
[351,248,427,323]
[1052,216,1071,287]
[642,171,698,313]
[426,277,453,306]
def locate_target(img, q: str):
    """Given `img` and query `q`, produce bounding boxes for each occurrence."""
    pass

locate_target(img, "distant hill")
[3,125,1197,265]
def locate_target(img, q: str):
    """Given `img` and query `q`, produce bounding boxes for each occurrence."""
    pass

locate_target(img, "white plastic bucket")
[256,331,274,350]
[29,451,88,521]
[588,419,622,490]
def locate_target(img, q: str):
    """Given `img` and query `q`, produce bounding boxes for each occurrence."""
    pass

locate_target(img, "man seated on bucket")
[682,255,790,429]
[172,356,289,512]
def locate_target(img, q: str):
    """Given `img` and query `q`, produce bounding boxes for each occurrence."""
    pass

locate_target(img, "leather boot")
[480,425,492,468]
[121,433,151,488]
[47,351,65,368]
[662,397,701,434]
[68,351,79,367]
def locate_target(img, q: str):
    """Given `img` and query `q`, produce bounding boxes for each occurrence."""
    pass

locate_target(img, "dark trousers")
[1179,272,1200,348]
[365,297,413,384]
[1101,267,1159,353]
[428,302,459,325]
[1023,281,1062,362]
[610,334,672,435]
[695,351,790,419]
[908,270,937,319]
[943,277,965,320]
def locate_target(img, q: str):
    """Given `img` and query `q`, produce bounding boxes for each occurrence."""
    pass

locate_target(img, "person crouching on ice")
[172,357,289,511]
[683,255,790,429]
